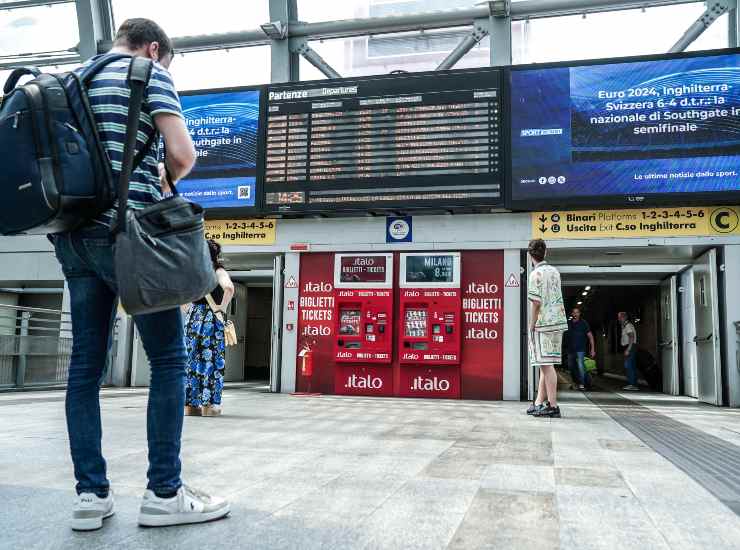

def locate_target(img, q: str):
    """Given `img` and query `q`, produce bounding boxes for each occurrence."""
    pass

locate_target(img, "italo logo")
[466,282,498,294]
[303,281,333,293]
[411,376,450,391]
[344,374,383,389]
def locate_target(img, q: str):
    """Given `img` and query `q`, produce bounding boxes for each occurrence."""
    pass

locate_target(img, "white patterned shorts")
[529,330,565,367]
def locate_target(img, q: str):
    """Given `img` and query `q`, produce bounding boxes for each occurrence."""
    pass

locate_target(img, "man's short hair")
[528,238,547,263]
[114,18,173,60]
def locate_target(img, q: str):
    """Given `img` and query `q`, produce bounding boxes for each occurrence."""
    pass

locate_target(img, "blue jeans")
[568,351,587,386]
[624,348,638,386]
[53,225,186,498]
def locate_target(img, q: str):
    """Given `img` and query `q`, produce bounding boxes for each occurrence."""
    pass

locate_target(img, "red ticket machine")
[398,252,462,399]
[398,252,462,365]
[334,253,394,396]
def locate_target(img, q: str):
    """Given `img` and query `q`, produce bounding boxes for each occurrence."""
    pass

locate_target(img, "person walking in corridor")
[619,312,639,391]
[184,240,235,417]
[567,307,596,390]
[526,239,568,418]
[52,18,229,531]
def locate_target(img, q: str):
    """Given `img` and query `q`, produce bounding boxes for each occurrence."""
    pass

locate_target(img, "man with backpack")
[36,19,229,530]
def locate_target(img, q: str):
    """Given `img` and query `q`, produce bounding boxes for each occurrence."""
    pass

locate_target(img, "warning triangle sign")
[285,275,298,288]
[505,273,520,288]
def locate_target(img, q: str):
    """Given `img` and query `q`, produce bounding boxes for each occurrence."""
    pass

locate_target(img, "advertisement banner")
[460,250,504,400]
[510,52,740,205]
[178,89,261,209]
[532,206,740,239]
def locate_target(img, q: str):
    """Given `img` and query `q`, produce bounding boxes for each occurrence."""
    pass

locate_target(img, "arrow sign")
[539,226,548,233]
[539,214,547,223]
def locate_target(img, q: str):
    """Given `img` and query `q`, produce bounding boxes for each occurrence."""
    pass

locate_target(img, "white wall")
[680,269,698,398]
[723,245,740,407]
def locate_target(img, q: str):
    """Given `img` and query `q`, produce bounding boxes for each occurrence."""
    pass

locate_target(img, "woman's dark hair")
[207,239,224,270]
[114,18,173,60]
[528,238,547,263]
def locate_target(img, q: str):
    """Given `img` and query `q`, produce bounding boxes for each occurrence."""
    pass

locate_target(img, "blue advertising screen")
[509,51,740,207]
[177,88,261,209]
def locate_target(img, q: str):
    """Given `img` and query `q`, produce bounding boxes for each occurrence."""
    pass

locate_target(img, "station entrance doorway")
[528,244,725,406]
[223,253,283,391]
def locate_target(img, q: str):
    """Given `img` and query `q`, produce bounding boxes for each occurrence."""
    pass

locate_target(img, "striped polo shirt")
[77,54,183,227]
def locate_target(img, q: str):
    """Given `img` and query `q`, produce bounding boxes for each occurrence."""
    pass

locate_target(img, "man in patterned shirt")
[526,239,568,418]
[51,19,230,531]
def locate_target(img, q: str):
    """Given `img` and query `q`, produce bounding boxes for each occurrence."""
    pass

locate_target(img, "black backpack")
[0,53,152,235]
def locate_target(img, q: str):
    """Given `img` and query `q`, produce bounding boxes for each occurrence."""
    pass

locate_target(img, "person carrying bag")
[183,240,236,417]
[205,294,238,347]
[113,57,216,314]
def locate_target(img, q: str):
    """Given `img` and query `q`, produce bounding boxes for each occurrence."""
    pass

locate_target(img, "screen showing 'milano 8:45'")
[509,51,740,207]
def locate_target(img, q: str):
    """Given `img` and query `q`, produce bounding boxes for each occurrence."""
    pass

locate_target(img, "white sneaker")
[71,491,115,531]
[622,385,640,391]
[138,485,230,527]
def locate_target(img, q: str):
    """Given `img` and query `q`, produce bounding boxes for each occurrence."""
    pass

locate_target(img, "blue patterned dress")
[184,303,226,407]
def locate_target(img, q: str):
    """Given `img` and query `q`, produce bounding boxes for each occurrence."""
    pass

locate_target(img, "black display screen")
[263,68,503,213]
[405,255,455,283]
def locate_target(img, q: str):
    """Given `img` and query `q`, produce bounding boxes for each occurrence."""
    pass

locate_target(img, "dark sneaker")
[578,385,585,390]
[526,402,548,415]
[534,406,561,418]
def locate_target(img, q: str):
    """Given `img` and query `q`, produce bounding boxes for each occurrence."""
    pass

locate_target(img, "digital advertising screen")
[176,87,263,210]
[509,49,740,209]
[263,68,503,213]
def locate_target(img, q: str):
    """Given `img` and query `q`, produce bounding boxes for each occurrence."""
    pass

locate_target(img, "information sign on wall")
[531,206,740,239]
[204,219,276,245]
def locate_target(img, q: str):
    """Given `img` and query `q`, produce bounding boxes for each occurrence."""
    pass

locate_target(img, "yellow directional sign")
[204,219,277,245]
[532,206,740,240]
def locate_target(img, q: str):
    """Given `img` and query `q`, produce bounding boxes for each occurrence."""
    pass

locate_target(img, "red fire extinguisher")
[298,346,313,377]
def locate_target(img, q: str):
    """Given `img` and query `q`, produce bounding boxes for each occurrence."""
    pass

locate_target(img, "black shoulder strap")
[115,56,154,235]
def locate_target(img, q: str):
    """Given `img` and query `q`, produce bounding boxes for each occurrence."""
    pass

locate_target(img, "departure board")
[263,68,503,213]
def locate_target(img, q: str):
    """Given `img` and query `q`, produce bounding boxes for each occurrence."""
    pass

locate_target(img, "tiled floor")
[1,387,739,549]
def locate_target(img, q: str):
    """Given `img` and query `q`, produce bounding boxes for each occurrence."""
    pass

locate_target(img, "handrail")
[0,303,68,316]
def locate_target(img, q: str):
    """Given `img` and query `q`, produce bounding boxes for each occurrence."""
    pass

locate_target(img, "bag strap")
[204,294,226,322]
[3,67,42,95]
[79,53,131,85]
[115,56,153,235]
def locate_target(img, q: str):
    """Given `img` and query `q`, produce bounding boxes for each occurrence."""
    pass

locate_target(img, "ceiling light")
[585,286,591,291]
[577,301,583,305]
[582,291,588,296]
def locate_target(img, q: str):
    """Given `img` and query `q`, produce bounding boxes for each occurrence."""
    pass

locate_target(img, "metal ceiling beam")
[98,30,270,54]
[268,0,299,82]
[436,19,490,70]
[76,0,115,60]
[669,0,732,52]
[96,0,704,54]
[0,0,73,9]
[0,53,80,70]
[290,39,341,79]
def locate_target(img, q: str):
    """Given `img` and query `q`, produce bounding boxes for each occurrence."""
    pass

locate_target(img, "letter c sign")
[711,208,739,234]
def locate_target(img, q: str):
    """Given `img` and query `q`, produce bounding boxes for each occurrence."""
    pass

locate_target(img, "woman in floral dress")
[184,240,234,417]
